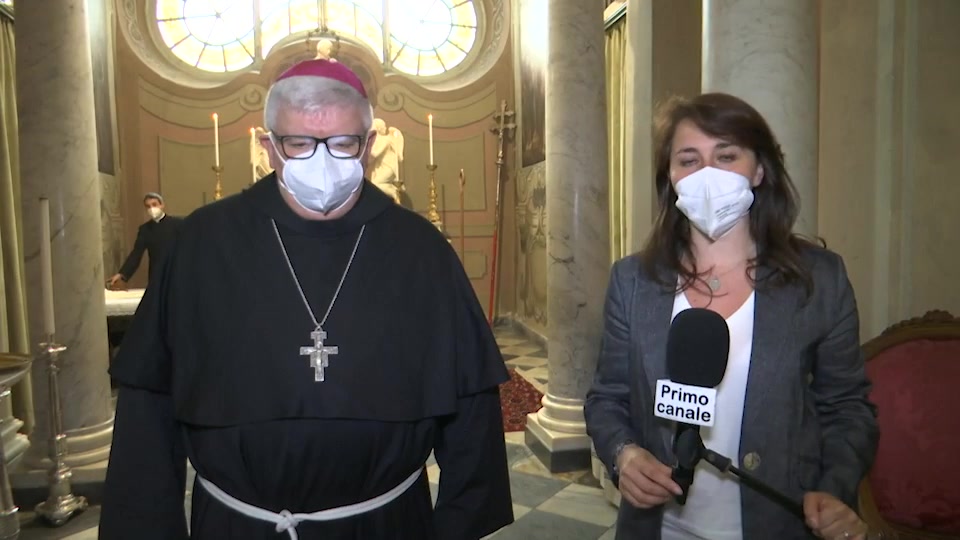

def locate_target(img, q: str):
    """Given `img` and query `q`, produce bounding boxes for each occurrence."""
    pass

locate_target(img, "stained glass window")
[157,1,257,72]
[388,0,477,76]
[154,0,479,77]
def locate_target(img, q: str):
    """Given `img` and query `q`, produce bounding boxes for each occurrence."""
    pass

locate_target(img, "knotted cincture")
[275,509,303,539]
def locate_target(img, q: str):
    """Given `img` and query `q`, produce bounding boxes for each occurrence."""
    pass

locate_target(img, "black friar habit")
[117,214,183,284]
[100,175,514,540]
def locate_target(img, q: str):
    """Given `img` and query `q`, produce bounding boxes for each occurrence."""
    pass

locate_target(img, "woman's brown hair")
[639,93,822,296]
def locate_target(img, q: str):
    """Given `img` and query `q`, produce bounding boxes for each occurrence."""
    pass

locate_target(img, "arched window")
[154,0,480,77]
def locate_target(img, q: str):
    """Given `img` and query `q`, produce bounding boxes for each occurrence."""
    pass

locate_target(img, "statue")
[253,127,273,181]
[368,118,405,204]
[315,38,339,62]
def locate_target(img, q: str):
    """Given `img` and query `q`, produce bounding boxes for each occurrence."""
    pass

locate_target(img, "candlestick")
[427,114,434,166]
[459,169,466,262]
[35,341,87,526]
[212,165,223,201]
[212,113,220,167]
[249,127,257,184]
[38,198,55,337]
[426,164,442,233]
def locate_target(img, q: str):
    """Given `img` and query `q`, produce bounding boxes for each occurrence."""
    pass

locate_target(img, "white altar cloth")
[104,288,145,317]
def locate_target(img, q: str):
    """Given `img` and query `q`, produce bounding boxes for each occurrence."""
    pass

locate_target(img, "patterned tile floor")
[19,327,619,539]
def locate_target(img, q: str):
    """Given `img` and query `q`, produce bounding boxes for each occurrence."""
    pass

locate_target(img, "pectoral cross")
[300,328,339,382]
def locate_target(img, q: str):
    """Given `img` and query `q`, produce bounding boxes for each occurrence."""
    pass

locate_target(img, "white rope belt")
[197,467,423,540]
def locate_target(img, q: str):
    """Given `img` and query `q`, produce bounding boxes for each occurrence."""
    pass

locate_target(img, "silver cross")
[299,329,339,382]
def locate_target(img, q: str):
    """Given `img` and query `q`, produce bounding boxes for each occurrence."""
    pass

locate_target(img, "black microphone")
[665,308,730,504]
[701,448,805,519]
[664,310,806,520]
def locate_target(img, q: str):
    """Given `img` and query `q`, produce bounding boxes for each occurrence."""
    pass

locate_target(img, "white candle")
[250,127,257,182]
[212,113,220,167]
[428,114,434,166]
[39,198,55,337]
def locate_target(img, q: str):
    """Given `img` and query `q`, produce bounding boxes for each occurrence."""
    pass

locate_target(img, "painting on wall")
[88,0,115,175]
[518,0,547,167]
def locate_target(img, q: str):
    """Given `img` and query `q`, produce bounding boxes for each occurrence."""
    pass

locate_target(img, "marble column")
[14,0,114,480]
[525,0,610,473]
[702,0,819,236]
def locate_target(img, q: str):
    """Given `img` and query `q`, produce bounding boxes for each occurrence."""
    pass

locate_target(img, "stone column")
[702,0,819,236]
[525,0,610,473]
[14,0,114,481]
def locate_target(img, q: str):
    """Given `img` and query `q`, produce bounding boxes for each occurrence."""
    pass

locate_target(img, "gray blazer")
[584,246,879,540]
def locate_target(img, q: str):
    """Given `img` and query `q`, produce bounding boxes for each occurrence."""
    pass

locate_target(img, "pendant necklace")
[705,262,745,293]
[271,219,365,382]
[707,275,722,293]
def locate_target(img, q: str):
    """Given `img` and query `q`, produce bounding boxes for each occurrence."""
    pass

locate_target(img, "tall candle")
[212,113,220,167]
[427,114,434,166]
[39,198,55,337]
[250,127,259,182]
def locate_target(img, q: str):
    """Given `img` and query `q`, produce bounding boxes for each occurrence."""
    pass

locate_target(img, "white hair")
[264,76,374,133]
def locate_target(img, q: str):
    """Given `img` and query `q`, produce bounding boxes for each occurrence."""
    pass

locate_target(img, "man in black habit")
[100,59,514,539]
[106,192,182,289]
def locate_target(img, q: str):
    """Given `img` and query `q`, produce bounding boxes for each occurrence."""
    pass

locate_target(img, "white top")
[661,291,756,540]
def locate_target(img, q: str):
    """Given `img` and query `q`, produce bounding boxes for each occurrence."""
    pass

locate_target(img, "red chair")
[859,310,960,540]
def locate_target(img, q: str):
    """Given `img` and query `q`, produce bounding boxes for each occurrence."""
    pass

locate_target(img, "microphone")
[656,310,806,520]
[655,308,730,504]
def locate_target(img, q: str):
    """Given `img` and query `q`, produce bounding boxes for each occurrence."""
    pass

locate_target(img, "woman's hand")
[803,491,868,540]
[616,445,683,508]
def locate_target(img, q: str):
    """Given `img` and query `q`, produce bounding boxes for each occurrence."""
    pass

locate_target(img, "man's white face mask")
[147,206,164,221]
[271,134,365,214]
[673,166,755,241]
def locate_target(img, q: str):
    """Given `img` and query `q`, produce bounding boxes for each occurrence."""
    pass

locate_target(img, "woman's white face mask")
[673,166,755,240]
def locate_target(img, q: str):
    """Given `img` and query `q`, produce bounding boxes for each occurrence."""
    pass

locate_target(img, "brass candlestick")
[212,165,224,201]
[35,339,87,526]
[426,164,443,232]
[459,169,466,261]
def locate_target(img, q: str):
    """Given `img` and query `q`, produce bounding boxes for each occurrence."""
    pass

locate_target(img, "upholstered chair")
[859,310,960,540]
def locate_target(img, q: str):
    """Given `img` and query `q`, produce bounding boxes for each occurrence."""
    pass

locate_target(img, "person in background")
[585,93,879,540]
[107,192,182,289]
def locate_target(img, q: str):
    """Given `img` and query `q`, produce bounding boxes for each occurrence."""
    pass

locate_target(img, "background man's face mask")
[674,166,755,240]
[272,135,365,213]
[147,206,163,220]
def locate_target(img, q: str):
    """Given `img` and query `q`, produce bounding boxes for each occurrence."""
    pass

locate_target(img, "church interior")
[1,0,959,538]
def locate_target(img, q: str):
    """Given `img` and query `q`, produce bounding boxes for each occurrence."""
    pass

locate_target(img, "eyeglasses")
[273,134,365,160]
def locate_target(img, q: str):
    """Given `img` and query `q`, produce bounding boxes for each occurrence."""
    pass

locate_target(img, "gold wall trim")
[139,78,265,127]
[379,81,498,127]
[463,251,490,280]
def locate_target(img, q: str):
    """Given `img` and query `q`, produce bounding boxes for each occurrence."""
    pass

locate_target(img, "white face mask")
[272,135,365,214]
[147,207,164,221]
[674,166,755,241]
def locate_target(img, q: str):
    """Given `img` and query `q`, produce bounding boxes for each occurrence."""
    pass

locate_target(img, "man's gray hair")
[144,192,163,204]
[264,76,374,134]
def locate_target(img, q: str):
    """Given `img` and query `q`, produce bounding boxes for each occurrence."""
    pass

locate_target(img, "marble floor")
[18,326,620,539]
